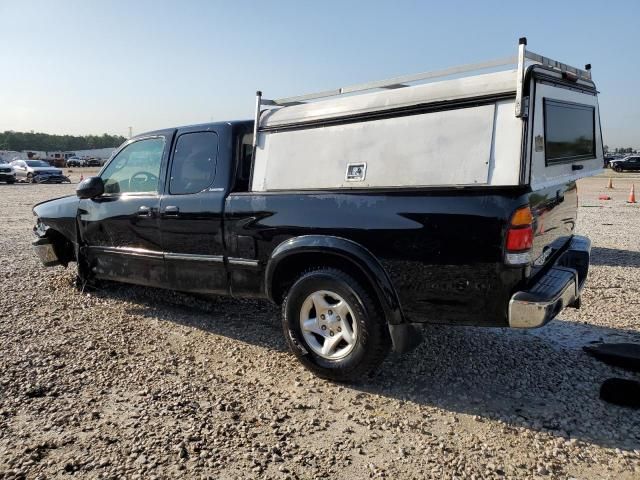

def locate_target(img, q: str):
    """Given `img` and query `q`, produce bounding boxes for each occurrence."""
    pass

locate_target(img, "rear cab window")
[232,133,253,192]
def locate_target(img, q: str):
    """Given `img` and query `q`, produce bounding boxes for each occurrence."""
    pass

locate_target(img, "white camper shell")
[251,39,603,192]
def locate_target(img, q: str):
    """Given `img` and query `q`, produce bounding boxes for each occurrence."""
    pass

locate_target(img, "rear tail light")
[505,206,533,265]
[506,226,534,251]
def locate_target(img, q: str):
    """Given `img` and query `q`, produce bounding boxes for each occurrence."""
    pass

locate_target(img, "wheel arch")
[39,228,76,267]
[266,235,404,325]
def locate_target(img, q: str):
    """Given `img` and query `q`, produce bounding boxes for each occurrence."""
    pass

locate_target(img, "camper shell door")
[525,66,603,189]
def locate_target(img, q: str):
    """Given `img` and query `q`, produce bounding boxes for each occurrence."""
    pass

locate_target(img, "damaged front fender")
[32,195,80,267]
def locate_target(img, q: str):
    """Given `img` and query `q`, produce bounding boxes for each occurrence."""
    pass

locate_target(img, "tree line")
[0,131,127,152]
[604,146,637,154]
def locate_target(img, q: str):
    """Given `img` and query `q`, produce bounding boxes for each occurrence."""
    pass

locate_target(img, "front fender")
[32,195,80,267]
[33,195,79,243]
[266,235,404,326]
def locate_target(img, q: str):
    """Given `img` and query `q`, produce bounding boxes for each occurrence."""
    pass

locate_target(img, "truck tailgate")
[525,74,603,272]
[528,181,578,272]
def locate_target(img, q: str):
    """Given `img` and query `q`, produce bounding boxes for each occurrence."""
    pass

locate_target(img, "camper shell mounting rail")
[254,37,592,127]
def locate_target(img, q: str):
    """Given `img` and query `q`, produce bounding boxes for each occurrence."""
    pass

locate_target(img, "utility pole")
[128,126,132,139]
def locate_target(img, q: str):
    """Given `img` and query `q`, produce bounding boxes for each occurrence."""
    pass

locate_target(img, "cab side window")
[101,137,165,194]
[232,133,253,192]
[169,132,219,195]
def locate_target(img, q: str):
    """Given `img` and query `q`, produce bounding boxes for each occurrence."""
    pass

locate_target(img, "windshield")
[26,160,51,167]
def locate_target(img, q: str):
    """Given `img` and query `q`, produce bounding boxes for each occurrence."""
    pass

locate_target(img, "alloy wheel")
[299,290,358,360]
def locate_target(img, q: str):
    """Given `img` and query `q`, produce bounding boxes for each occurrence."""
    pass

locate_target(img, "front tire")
[27,173,34,183]
[613,165,623,173]
[282,268,390,382]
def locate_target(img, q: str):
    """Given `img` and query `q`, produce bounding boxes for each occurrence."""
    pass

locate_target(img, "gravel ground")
[0,175,639,479]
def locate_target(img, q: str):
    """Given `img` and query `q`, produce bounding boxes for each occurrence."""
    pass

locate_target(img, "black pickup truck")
[32,43,600,381]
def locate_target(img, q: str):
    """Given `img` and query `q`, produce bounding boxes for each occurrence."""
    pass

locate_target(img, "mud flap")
[388,323,422,354]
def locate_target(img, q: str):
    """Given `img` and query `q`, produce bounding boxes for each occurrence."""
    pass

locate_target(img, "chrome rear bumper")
[509,235,591,329]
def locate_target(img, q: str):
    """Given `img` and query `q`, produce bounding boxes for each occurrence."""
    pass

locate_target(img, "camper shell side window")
[543,99,596,166]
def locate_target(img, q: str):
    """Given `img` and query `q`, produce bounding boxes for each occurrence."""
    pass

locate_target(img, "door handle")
[137,206,152,217]
[163,206,179,216]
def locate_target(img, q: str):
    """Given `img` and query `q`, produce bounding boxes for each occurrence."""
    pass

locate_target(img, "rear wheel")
[282,268,390,382]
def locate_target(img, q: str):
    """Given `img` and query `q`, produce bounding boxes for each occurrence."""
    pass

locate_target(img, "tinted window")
[169,132,218,195]
[544,99,595,164]
[27,160,50,167]
[233,133,253,192]
[101,137,165,194]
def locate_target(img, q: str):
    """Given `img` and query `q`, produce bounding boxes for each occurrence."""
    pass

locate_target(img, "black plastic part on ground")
[583,343,640,372]
[600,378,640,409]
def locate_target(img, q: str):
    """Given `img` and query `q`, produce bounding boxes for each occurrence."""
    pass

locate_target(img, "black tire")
[6,179,14,184]
[282,268,390,382]
[27,173,34,183]
[613,165,623,173]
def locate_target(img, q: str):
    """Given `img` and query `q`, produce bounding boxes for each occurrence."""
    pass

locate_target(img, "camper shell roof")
[261,70,518,129]
[254,38,594,132]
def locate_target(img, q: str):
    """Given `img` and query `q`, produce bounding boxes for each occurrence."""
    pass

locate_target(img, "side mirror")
[76,176,104,199]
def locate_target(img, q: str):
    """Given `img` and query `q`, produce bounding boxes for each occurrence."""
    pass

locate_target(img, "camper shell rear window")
[544,99,595,165]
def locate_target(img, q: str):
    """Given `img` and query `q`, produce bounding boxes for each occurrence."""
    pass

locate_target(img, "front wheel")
[27,173,34,183]
[282,268,390,382]
[613,165,623,173]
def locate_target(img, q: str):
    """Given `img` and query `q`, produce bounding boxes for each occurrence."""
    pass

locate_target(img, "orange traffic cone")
[607,177,613,189]
[628,184,636,204]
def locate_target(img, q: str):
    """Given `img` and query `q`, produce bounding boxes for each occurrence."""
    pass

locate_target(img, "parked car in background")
[609,156,640,172]
[604,154,624,168]
[0,161,16,184]
[66,157,86,167]
[604,155,615,168]
[11,160,70,183]
[85,158,101,167]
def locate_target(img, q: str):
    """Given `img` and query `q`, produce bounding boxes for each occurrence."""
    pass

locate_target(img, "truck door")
[78,134,170,287]
[159,127,229,294]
